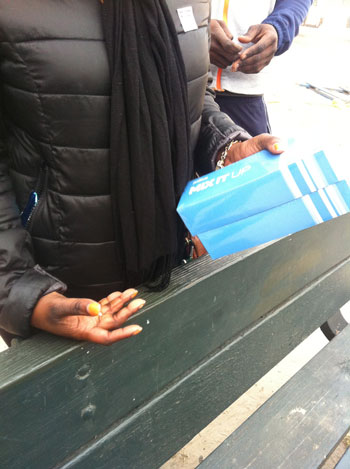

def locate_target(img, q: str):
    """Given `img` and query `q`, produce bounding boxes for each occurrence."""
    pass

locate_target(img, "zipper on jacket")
[21,163,48,230]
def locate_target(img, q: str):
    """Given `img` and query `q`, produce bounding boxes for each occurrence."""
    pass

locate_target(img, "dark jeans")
[215,93,271,137]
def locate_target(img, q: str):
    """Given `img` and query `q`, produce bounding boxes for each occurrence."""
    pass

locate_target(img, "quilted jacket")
[0,0,250,340]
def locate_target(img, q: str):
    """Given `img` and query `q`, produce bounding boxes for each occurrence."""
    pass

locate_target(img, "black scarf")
[101,0,191,289]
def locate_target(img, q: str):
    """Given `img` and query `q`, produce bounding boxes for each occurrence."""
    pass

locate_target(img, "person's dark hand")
[218,134,285,167]
[210,19,242,68]
[232,24,278,74]
[31,288,145,345]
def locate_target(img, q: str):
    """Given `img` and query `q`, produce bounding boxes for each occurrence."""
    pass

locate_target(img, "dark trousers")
[215,93,271,137]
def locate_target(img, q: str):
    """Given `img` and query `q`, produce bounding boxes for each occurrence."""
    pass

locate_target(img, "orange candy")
[87,303,101,317]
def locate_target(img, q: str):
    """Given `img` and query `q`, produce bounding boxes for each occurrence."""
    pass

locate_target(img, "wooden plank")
[321,310,348,340]
[2,212,350,386]
[335,447,350,469]
[199,325,350,469]
[58,257,350,468]
[1,215,350,468]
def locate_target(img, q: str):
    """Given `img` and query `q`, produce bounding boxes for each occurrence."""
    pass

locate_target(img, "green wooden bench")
[1,213,350,469]
[199,324,350,468]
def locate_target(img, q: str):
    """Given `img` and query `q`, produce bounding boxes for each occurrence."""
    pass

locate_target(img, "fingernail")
[274,143,287,152]
[132,326,143,336]
[132,299,146,309]
[122,288,138,299]
[87,302,101,317]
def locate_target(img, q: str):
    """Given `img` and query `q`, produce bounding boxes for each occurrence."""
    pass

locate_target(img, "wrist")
[262,22,279,47]
[215,140,239,170]
[31,292,63,328]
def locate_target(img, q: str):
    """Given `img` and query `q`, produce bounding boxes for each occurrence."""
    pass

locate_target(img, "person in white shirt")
[210,0,312,135]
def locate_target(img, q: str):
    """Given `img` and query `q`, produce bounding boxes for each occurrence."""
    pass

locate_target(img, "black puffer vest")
[0,0,248,338]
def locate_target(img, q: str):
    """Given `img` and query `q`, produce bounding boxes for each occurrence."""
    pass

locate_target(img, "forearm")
[194,87,251,175]
[0,162,66,338]
[262,0,312,55]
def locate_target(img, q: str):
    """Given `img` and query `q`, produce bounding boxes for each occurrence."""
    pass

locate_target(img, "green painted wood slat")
[1,214,350,468]
[60,254,350,469]
[336,447,350,469]
[199,325,350,469]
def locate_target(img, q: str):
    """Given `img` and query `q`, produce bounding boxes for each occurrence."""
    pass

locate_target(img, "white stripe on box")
[325,149,350,181]
[325,185,348,215]
[318,188,338,218]
[280,165,303,198]
[303,156,328,189]
[302,195,324,224]
[296,160,317,192]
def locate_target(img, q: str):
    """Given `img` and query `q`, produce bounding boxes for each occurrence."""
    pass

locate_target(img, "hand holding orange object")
[210,19,242,69]
[31,288,144,345]
[232,24,278,74]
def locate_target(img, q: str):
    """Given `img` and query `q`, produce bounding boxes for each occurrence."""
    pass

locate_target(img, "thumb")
[264,137,287,155]
[236,134,285,161]
[59,297,102,317]
[226,134,285,165]
[252,134,286,155]
[220,20,234,40]
[238,24,260,43]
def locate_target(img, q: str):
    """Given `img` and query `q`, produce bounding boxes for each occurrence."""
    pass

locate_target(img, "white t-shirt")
[211,0,276,95]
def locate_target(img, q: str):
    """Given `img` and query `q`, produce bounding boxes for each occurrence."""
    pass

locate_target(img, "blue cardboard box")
[198,180,350,259]
[177,142,347,236]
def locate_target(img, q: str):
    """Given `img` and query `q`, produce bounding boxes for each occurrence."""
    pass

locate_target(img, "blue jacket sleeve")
[262,0,313,56]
